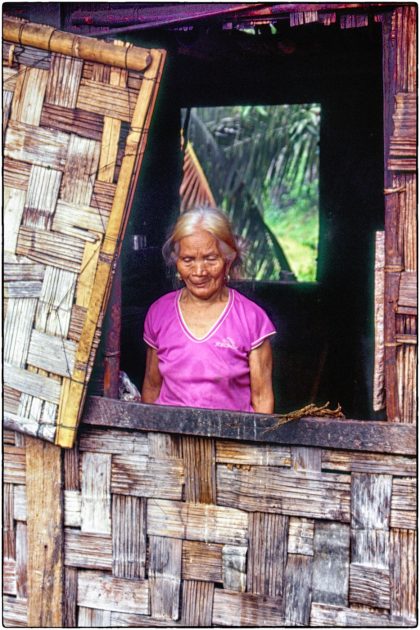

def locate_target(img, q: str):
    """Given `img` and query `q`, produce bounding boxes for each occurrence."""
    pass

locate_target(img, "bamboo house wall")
[2,3,417,628]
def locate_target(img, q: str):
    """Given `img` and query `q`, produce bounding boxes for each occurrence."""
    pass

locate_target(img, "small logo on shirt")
[215,337,238,350]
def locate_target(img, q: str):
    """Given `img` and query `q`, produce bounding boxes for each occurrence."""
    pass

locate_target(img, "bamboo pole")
[3,16,151,73]
[55,49,165,447]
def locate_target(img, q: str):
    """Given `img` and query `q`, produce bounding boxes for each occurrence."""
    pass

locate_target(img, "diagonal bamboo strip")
[3,16,151,73]
[55,49,165,448]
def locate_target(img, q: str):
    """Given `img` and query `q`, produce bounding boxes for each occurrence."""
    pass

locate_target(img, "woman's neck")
[180,285,229,306]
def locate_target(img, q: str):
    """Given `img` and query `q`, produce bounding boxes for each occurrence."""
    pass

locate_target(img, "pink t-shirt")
[143,288,276,411]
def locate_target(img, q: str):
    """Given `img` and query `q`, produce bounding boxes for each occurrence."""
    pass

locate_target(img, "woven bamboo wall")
[3,17,165,448]
[3,425,416,627]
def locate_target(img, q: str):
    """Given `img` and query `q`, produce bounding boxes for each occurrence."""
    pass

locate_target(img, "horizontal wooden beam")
[82,397,416,456]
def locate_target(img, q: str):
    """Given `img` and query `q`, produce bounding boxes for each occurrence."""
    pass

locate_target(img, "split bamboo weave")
[3,16,166,447]
[3,426,417,626]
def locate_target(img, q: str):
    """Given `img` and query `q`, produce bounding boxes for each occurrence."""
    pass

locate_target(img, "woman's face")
[176,229,228,301]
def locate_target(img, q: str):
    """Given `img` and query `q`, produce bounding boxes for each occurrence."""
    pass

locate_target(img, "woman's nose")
[193,261,206,275]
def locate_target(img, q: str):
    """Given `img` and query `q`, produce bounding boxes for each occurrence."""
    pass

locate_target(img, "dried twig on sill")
[264,401,344,432]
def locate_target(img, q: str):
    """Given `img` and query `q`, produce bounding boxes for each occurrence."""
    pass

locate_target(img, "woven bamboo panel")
[7,426,400,627]
[2,424,417,627]
[2,16,165,447]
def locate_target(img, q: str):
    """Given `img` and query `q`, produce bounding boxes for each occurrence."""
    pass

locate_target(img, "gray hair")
[162,206,245,275]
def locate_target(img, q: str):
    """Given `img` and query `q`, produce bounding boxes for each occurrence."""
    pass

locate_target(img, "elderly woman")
[142,207,276,413]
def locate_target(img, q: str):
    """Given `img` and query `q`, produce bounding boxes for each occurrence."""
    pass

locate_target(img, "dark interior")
[87,19,385,418]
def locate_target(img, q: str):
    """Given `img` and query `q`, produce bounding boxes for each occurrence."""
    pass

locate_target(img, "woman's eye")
[182,258,193,263]
[206,256,217,262]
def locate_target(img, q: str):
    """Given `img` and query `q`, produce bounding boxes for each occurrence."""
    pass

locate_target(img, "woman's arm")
[249,338,274,413]
[141,346,163,403]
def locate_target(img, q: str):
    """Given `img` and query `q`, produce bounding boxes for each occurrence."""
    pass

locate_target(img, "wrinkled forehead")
[178,229,221,256]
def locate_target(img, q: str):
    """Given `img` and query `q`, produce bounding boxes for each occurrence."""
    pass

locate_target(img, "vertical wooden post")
[103,259,121,399]
[26,436,63,627]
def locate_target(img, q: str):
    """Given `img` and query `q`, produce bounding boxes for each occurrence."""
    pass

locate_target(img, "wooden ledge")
[82,396,416,455]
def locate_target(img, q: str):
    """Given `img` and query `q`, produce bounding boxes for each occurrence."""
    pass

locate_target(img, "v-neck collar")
[176,288,234,343]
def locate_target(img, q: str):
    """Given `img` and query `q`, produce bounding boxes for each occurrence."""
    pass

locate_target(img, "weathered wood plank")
[291,445,322,470]
[147,499,248,545]
[148,432,180,458]
[64,567,78,628]
[4,89,13,132]
[217,464,350,521]
[2,595,28,627]
[17,226,85,273]
[22,165,62,230]
[149,535,182,620]
[288,516,314,556]
[3,557,17,595]
[4,295,37,367]
[64,490,81,527]
[15,521,28,598]
[181,436,216,503]
[247,512,288,596]
[390,509,416,530]
[4,445,26,484]
[12,487,26,526]
[3,384,21,418]
[182,580,214,627]
[111,454,184,500]
[3,157,31,190]
[284,554,313,625]
[60,134,101,206]
[390,529,417,621]
[216,439,291,466]
[212,589,284,626]
[4,483,16,557]
[110,611,179,627]
[35,266,76,337]
[351,530,389,567]
[351,473,392,529]
[392,477,416,511]
[26,437,63,627]
[4,281,43,298]
[3,42,51,69]
[83,397,417,455]
[46,53,83,108]
[76,78,138,122]
[40,102,104,141]
[112,495,146,579]
[5,120,69,170]
[77,570,149,615]
[81,452,111,534]
[321,449,416,476]
[3,65,19,91]
[312,521,350,606]
[310,602,396,627]
[4,363,61,404]
[4,186,26,255]
[27,329,76,377]
[4,411,56,443]
[349,563,390,609]
[91,179,117,212]
[181,540,223,582]
[78,607,112,627]
[10,66,49,125]
[79,426,149,455]
[222,545,247,592]
[4,262,45,283]
[64,528,112,570]
[52,199,110,240]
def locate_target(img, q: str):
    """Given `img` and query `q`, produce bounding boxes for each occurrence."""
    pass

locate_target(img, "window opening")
[181,104,320,282]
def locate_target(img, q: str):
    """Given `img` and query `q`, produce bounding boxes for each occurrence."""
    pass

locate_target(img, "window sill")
[82,396,415,456]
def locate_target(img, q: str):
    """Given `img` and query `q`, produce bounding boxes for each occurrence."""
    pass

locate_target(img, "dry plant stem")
[265,402,344,432]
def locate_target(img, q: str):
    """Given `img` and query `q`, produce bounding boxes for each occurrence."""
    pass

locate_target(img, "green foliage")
[184,103,320,281]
